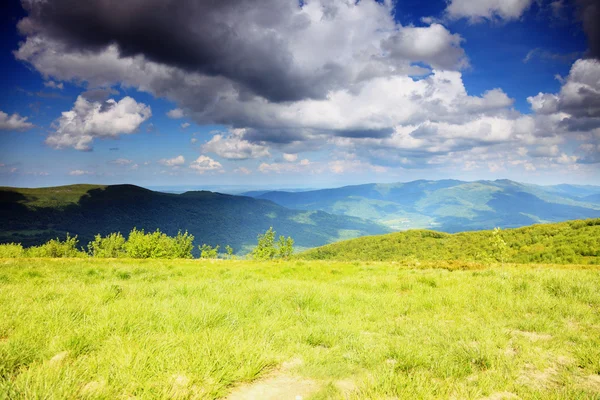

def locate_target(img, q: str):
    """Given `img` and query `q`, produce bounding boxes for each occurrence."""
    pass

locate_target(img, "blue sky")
[1,0,599,189]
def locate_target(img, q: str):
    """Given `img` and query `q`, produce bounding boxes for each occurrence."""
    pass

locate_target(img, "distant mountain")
[0,184,389,252]
[245,179,600,232]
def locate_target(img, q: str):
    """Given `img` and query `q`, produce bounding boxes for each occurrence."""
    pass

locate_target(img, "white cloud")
[203,129,270,160]
[283,153,298,162]
[181,122,190,129]
[158,155,185,167]
[190,138,198,144]
[0,111,34,131]
[14,0,597,173]
[328,158,387,174]
[167,108,184,119]
[189,155,223,173]
[43,80,63,90]
[69,169,93,176]
[46,95,151,151]
[381,24,468,70]
[259,159,315,174]
[446,0,534,22]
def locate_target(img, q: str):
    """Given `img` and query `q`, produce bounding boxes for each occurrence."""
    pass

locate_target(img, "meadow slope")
[1,258,600,399]
[300,218,600,265]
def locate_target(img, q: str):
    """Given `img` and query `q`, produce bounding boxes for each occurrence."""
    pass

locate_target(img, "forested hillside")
[0,184,388,252]
[300,219,600,264]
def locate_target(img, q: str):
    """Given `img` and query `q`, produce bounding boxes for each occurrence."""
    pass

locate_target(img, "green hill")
[246,180,600,232]
[0,184,389,253]
[299,219,600,264]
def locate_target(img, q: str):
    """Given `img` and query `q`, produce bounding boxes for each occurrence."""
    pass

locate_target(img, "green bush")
[251,227,294,260]
[172,231,195,259]
[124,228,195,259]
[25,234,85,258]
[88,233,126,258]
[199,244,219,259]
[0,243,25,258]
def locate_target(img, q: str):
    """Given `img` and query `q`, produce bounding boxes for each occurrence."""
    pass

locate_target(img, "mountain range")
[0,184,388,253]
[244,179,600,232]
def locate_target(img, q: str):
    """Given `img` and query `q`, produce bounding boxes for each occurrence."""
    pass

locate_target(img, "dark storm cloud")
[575,0,600,59]
[18,0,346,102]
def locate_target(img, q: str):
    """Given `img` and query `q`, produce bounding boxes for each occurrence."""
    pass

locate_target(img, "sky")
[0,0,599,189]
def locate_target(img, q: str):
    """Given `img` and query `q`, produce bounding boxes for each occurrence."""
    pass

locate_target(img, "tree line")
[0,227,294,260]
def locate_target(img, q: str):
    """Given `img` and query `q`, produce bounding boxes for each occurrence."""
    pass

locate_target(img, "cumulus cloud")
[13,0,599,173]
[445,0,534,22]
[181,122,190,129]
[203,129,270,160]
[0,110,34,131]
[158,155,185,167]
[167,108,184,119]
[189,155,223,174]
[46,96,151,151]
[381,24,468,70]
[528,59,600,127]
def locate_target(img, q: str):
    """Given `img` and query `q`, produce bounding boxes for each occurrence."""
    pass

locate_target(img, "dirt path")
[225,358,319,400]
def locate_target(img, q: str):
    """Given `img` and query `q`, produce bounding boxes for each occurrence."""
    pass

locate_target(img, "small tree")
[199,244,219,259]
[278,235,294,259]
[225,245,235,259]
[491,227,508,266]
[251,227,277,260]
[252,227,294,260]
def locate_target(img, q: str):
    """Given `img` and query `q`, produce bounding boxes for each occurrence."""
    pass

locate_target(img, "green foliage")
[124,228,194,259]
[199,244,219,259]
[251,227,294,260]
[0,243,24,258]
[172,231,195,259]
[25,234,85,258]
[87,232,126,258]
[300,218,600,265]
[278,235,294,259]
[225,245,235,259]
[491,227,508,265]
[252,227,277,260]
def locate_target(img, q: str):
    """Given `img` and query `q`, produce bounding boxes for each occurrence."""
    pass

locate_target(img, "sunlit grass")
[1,258,599,399]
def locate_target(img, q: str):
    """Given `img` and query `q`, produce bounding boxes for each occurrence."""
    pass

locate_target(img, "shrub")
[0,243,25,258]
[25,234,85,258]
[88,233,126,258]
[172,231,195,259]
[199,244,219,259]
[124,228,194,259]
[251,227,294,260]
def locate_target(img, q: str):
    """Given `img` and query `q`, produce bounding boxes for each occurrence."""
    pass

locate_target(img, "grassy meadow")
[1,258,600,399]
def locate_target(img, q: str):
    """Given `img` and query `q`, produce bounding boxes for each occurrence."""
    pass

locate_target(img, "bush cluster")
[0,227,294,260]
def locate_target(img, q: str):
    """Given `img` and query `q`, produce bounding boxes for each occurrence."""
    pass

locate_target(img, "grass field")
[1,258,600,399]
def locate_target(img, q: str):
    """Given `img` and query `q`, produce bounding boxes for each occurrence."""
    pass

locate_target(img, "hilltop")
[245,179,600,232]
[300,218,600,264]
[0,184,388,252]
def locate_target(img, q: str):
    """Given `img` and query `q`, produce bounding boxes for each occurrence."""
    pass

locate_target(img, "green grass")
[1,258,600,399]
[300,218,600,265]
